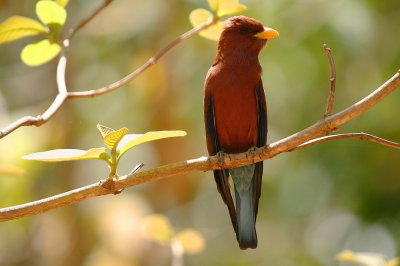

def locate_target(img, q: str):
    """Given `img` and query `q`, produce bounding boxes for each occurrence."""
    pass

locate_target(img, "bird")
[203,16,279,249]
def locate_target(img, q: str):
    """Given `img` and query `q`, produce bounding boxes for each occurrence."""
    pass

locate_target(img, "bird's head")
[217,16,279,58]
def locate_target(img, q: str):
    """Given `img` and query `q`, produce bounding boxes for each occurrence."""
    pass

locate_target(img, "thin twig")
[128,163,144,175]
[288,132,400,152]
[323,44,336,117]
[67,20,215,99]
[171,239,184,266]
[67,0,115,40]
[0,70,399,222]
[267,70,400,157]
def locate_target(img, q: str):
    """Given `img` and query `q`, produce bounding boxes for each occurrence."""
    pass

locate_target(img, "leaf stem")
[108,148,118,178]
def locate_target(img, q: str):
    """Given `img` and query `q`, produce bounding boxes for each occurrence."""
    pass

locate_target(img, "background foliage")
[0,0,399,265]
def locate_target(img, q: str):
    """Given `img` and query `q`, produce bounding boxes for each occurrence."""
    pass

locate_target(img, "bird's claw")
[216,150,230,168]
[247,146,260,163]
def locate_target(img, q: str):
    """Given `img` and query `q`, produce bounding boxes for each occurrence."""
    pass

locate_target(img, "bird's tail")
[230,165,258,249]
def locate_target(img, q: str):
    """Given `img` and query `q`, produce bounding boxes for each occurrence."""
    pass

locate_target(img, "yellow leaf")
[0,16,47,44]
[36,0,67,26]
[97,124,115,138]
[22,147,108,162]
[207,0,218,12]
[336,250,389,266]
[217,0,247,17]
[199,21,224,41]
[190,8,213,26]
[117,130,186,158]
[96,124,129,150]
[21,39,61,66]
[230,3,247,15]
[55,0,69,7]
[141,214,173,244]
[176,229,205,254]
[189,8,224,41]
[386,258,399,266]
[104,127,129,150]
[0,164,26,177]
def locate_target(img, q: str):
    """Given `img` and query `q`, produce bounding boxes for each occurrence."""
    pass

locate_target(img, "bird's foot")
[247,146,260,163]
[216,150,230,168]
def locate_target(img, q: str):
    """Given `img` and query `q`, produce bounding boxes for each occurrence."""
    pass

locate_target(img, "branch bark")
[289,132,400,151]
[1,70,399,222]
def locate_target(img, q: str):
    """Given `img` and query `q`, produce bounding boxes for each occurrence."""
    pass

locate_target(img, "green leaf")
[0,16,47,44]
[97,124,115,138]
[22,147,109,162]
[21,39,61,66]
[36,0,67,27]
[104,127,129,150]
[117,130,187,158]
[55,0,69,7]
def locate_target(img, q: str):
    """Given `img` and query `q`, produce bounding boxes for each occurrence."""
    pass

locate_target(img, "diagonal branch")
[67,0,115,40]
[323,44,336,117]
[288,132,400,152]
[264,70,400,159]
[66,20,215,99]
[0,70,399,222]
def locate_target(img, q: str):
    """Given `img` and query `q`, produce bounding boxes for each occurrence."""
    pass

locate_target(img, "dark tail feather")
[234,181,257,249]
[213,169,238,233]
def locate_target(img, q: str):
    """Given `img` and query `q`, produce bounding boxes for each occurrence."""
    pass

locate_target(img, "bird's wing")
[204,93,238,232]
[256,80,267,148]
[204,95,219,156]
[254,80,268,214]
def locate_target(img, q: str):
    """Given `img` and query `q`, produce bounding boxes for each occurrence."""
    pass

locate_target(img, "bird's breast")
[209,66,261,154]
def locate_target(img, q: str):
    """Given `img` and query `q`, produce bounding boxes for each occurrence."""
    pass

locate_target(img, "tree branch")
[323,44,336,117]
[288,133,400,151]
[0,56,69,137]
[67,0,115,40]
[0,4,215,139]
[1,70,399,222]
[66,20,215,99]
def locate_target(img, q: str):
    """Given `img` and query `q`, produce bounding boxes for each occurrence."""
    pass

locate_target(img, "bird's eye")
[239,27,250,35]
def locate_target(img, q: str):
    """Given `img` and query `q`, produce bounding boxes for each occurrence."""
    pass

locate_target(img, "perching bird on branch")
[203,16,279,249]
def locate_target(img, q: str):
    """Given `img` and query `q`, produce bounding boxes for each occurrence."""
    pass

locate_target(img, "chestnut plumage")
[203,16,278,249]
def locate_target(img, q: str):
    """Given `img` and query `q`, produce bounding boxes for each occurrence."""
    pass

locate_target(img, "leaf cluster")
[0,0,68,66]
[22,124,186,178]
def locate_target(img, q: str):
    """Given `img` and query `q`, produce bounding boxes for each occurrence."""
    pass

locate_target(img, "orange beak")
[254,27,279,39]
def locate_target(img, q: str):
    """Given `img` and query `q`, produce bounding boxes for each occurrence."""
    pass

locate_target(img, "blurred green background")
[0,0,399,265]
